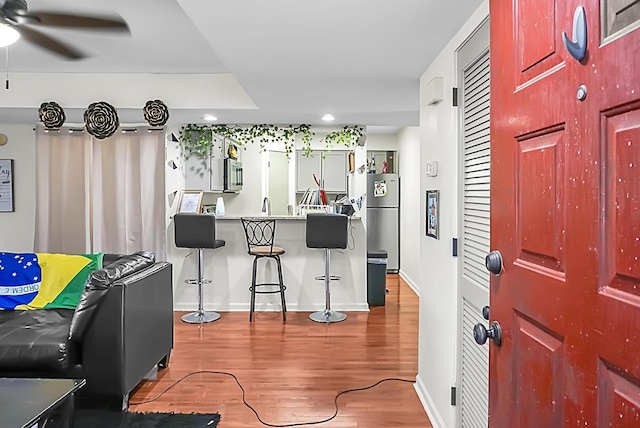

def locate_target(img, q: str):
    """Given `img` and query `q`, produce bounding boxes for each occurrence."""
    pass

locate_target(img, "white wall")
[415,2,489,428]
[397,127,421,293]
[365,132,397,151]
[0,125,36,252]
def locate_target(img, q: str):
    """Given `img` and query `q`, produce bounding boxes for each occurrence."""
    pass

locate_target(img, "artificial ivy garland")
[178,124,364,159]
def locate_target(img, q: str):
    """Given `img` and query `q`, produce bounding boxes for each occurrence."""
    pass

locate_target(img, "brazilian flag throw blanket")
[0,252,103,310]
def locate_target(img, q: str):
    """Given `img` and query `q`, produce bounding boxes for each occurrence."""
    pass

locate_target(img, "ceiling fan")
[0,0,129,59]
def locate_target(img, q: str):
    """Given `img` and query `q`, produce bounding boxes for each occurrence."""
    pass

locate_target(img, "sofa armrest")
[69,252,155,342]
[78,261,173,398]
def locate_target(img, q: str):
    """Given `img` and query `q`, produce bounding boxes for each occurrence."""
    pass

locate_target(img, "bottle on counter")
[215,196,225,217]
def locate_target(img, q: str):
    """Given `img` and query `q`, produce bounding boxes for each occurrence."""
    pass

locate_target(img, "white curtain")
[35,126,166,260]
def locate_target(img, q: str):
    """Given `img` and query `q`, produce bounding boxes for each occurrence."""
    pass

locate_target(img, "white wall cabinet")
[295,150,347,193]
[295,151,321,192]
[183,136,225,192]
[321,151,347,193]
[184,155,212,190]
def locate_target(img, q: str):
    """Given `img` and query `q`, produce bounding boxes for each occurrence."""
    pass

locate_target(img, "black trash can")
[367,250,388,306]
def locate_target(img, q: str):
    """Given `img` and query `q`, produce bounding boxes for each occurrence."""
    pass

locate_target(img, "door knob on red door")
[485,251,504,275]
[474,321,502,346]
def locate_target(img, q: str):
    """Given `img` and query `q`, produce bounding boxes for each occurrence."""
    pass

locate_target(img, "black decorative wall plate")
[38,101,66,129]
[143,99,169,126]
[84,101,119,139]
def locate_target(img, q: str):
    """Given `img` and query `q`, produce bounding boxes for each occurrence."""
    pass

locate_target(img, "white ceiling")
[1,0,483,129]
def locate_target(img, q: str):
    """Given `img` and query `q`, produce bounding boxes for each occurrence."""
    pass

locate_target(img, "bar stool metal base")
[309,309,347,323]
[182,311,220,324]
[181,248,220,324]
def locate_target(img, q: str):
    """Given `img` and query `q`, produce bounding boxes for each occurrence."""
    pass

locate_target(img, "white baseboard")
[172,302,371,312]
[399,270,419,296]
[415,374,447,428]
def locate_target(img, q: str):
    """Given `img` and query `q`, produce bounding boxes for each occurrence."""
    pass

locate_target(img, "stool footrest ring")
[185,278,212,285]
[250,283,287,294]
[314,275,341,281]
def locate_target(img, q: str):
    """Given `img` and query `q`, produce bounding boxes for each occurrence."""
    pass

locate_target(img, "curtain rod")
[33,126,165,133]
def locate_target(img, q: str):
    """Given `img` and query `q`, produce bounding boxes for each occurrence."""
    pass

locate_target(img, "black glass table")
[0,378,86,428]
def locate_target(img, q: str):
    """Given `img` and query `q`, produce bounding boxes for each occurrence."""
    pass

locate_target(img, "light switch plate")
[426,160,438,177]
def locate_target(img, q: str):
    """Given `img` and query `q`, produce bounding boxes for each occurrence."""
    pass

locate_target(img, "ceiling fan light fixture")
[322,114,335,122]
[0,25,20,47]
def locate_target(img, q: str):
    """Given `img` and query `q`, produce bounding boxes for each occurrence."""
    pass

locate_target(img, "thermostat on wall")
[0,134,7,146]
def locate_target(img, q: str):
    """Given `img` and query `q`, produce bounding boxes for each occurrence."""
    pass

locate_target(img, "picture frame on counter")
[177,190,203,214]
[202,204,216,215]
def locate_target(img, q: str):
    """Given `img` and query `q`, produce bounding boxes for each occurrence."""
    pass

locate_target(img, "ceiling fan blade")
[18,25,85,59]
[22,12,129,33]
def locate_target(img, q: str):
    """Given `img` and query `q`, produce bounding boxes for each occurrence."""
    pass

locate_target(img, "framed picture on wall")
[0,159,14,212]
[177,190,204,214]
[426,189,439,239]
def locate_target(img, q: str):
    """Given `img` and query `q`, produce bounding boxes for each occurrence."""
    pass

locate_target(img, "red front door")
[489,0,640,426]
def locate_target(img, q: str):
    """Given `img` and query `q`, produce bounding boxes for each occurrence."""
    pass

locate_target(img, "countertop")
[216,215,306,220]
[215,215,361,221]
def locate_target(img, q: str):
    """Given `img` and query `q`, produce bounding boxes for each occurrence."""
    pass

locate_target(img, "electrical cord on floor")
[130,370,414,427]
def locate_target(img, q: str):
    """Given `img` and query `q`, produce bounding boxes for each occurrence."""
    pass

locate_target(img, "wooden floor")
[129,274,432,427]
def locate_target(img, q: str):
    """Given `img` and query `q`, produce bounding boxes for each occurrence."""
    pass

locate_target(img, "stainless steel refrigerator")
[367,173,399,272]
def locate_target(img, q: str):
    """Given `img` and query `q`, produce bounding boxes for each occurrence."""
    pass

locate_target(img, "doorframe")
[265,148,292,216]
[455,16,490,428]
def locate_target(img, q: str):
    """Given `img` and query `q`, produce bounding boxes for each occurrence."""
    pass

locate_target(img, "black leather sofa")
[0,251,174,408]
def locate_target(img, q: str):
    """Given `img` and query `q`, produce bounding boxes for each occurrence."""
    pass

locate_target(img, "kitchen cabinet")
[295,151,321,192]
[184,155,224,191]
[295,150,347,193]
[321,151,347,193]
[183,136,225,192]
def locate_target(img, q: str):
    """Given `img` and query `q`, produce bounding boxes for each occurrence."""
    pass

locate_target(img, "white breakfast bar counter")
[168,215,369,314]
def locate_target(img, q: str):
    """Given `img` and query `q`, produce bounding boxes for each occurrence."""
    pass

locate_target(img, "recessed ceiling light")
[202,114,218,122]
[322,114,335,122]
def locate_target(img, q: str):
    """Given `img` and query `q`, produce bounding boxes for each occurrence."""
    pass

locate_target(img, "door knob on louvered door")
[474,321,502,346]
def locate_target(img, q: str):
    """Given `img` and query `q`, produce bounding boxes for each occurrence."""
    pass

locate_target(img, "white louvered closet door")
[456,19,490,428]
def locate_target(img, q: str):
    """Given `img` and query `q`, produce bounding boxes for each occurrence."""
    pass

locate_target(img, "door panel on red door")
[516,128,566,273]
[602,0,640,41]
[515,0,567,85]
[598,360,640,426]
[603,108,640,294]
[513,314,565,428]
[596,103,640,419]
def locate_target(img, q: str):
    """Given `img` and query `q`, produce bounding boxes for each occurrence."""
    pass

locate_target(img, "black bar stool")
[240,218,287,321]
[305,213,348,323]
[174,213,225,324]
